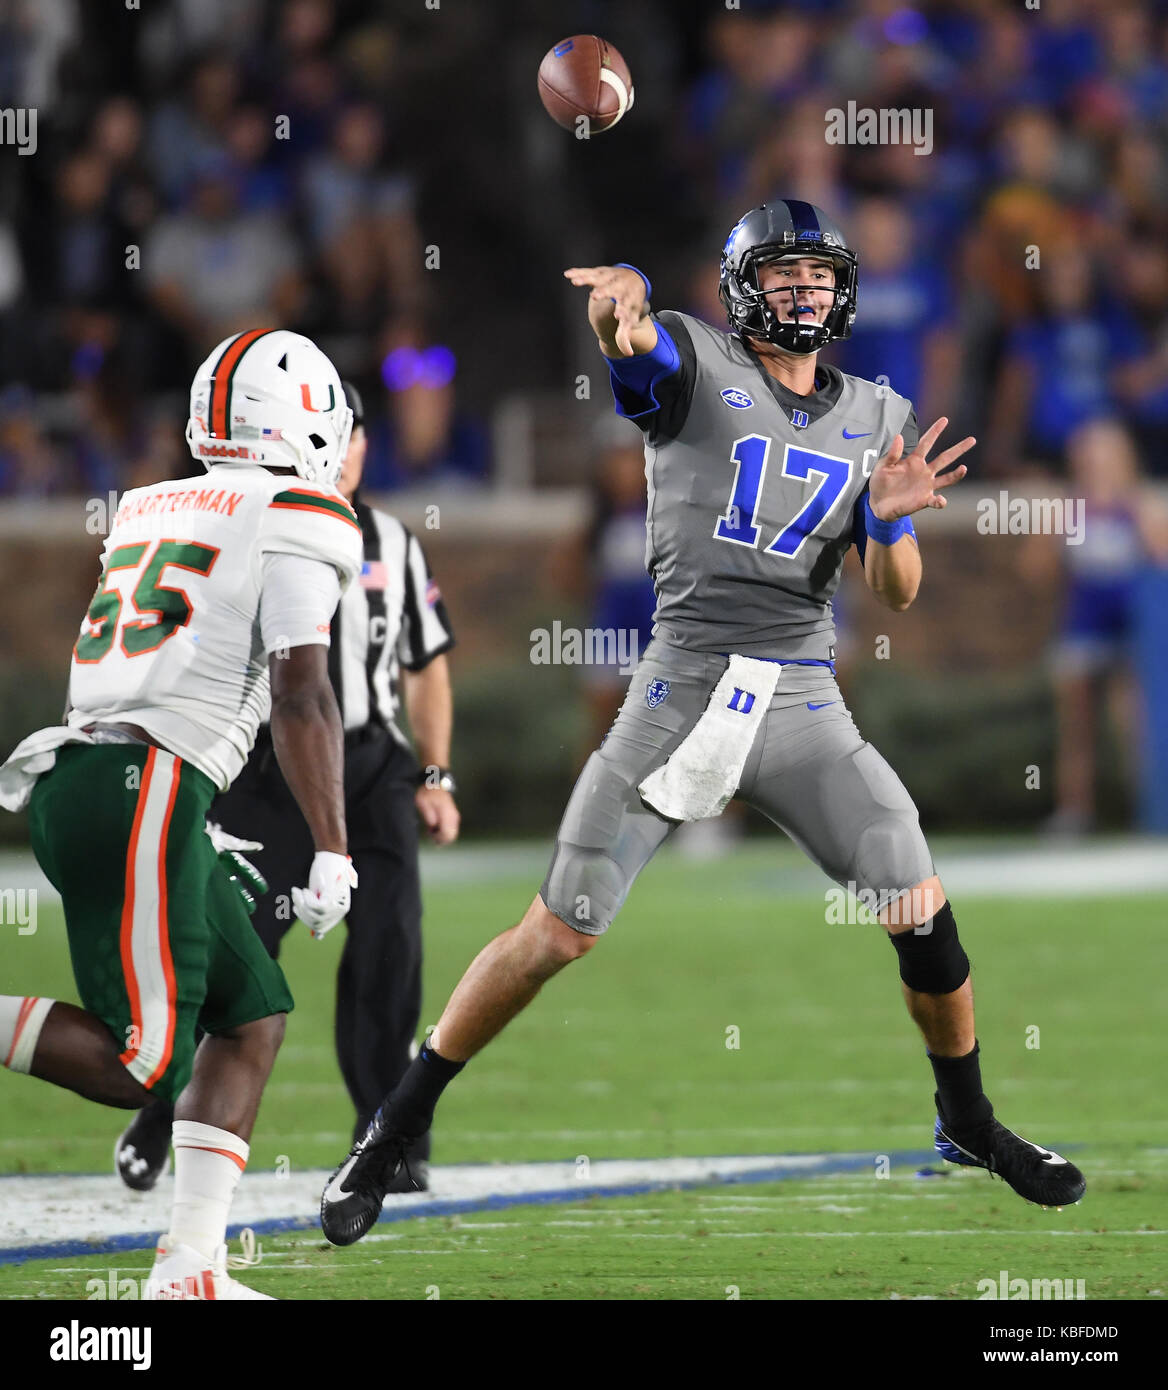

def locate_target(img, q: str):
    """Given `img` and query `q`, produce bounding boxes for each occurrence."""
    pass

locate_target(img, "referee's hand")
[416,786,460,847]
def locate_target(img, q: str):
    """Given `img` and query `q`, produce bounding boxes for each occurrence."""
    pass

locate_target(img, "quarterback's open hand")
[563,265,649,356]
[869,417,975,523]
[292,851,357,941]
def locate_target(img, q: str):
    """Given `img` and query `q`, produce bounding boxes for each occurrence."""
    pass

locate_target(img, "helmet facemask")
[720,233,858,357]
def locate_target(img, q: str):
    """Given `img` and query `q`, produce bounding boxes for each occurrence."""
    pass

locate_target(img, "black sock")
[377,1042,465,1139]
[929,1040,993,1132]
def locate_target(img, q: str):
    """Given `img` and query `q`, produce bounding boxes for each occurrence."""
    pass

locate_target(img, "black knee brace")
[888,901,969,994]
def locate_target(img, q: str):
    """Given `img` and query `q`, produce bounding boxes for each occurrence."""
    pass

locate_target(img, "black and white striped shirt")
[326,494,455,742]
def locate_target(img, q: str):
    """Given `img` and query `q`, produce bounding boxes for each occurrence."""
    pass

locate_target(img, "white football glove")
[205,821,268,915]
[205,822,263,857]
[292,851,357,940]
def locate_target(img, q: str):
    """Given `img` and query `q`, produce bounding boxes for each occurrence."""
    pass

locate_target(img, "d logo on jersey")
[790,409,810,429]
[645,678,671,709]
[721,387,754,410]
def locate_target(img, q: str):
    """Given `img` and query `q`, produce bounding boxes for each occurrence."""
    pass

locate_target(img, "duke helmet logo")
[721,387,754,410]
[790,409,810,429]
[645,678,671,709]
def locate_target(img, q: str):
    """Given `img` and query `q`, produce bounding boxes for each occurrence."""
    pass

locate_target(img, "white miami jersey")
[68,465,363,788]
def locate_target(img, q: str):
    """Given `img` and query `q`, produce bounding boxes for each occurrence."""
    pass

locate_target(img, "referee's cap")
[341,380,365,428]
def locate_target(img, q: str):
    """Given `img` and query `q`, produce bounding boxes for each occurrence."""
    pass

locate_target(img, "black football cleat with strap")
[115,1099,174,1192]
[933,1094,1086,1208]
[320,1110,424,1247]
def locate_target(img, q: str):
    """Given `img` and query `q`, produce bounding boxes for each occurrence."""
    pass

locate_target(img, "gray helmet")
[718,200,858,356]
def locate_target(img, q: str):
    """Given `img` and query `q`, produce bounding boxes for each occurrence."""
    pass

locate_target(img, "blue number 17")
[714,434,852,557]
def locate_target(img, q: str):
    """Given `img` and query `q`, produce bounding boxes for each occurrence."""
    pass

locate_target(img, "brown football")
[537,34,634,134]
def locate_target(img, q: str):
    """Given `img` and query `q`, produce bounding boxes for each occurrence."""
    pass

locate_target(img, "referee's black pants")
[212,724,429,1152]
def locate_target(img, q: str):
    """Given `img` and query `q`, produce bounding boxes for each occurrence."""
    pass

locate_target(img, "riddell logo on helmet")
[195,443,261,460]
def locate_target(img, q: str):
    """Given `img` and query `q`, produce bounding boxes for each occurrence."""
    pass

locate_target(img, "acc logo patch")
[645,678,671,709]
[720,387,754,410]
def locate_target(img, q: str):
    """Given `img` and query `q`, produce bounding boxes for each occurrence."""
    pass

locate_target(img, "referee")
[114,381,458,1193]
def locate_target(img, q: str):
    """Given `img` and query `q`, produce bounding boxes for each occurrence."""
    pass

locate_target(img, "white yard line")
[0,1153,891,1258]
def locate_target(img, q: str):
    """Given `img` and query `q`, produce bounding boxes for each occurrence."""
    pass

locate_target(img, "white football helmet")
[185,328,353,487]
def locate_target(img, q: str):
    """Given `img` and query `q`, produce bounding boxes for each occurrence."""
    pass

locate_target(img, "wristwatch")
[418,766,457,794]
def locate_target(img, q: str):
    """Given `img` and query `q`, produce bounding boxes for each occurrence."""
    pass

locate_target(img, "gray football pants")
[541,636,935,935]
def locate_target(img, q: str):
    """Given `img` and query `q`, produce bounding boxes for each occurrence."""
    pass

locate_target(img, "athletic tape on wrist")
[613,263,653,301]
[864,493,912,546]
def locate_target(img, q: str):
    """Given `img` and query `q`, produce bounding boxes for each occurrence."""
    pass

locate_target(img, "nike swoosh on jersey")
[807,701,837,711]
[842,428,872,439]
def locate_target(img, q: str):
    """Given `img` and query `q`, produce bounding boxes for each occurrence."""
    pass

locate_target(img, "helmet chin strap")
[750,310,831,356]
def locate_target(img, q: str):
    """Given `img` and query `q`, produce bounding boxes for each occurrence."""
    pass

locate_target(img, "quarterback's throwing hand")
[563,264,649,356]
[869,417,975,523]
[293,851,358,941]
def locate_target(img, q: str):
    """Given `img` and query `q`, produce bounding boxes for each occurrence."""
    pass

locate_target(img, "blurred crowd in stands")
[0,0,1165,499]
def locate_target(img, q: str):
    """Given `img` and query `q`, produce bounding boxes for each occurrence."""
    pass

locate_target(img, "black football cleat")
[934,1094,1086,1208]
[385,1155,429,1193]
[351,1114,430,1194]
[115,1099,174,1192]
[320,1111,423,1246]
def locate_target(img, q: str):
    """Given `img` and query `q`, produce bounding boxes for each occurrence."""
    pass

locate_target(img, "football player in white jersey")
[0,328,363,1299]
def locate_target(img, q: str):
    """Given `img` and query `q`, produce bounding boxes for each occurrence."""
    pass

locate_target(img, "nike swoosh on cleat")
[842,429,872,439]
[322,1155,359,1205]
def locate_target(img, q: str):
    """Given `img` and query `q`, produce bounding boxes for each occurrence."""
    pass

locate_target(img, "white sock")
[0,995,54,1073]
[169,1120,249,1263]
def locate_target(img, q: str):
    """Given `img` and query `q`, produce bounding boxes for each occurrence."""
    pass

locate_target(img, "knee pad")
[854,810,934,907]
[541,845,628,936]
[888,901,969,994]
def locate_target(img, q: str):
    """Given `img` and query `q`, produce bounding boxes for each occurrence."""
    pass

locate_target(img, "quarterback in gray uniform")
[320,201,1085,1246]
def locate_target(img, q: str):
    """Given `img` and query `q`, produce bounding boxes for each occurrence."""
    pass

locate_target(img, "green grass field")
[2,842,1166,1299]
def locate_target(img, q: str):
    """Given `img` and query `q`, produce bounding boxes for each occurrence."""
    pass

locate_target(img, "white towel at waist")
[0,725,97,812]
[637,655,780,822]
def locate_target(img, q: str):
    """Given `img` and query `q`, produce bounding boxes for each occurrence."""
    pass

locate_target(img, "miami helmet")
[186,328,353,487]
[718,200,858,356]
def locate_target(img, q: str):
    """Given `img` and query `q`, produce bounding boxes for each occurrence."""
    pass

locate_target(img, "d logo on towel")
[727,687,756,714]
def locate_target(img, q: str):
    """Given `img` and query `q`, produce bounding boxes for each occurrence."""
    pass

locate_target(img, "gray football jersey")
[616,310,919,661]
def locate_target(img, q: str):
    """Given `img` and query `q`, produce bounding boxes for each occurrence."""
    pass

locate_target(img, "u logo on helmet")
[300,383,336,413]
